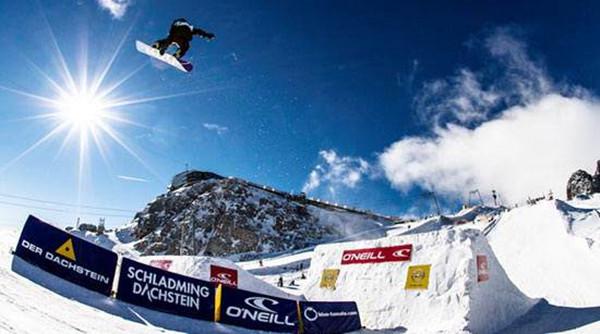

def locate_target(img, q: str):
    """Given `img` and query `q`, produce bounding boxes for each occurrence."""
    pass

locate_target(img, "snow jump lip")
[10,215,361,334]
[303,228,539,333]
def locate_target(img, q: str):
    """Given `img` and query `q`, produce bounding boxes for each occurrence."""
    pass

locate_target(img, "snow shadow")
[499,299,600,334]
[11,257,253,334]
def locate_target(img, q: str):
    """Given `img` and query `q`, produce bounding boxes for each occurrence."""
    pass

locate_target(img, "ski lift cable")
[0,199,133,219]
[0,192,136,213]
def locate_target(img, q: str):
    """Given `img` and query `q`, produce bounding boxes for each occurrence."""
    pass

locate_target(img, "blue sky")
[1,0,600,227]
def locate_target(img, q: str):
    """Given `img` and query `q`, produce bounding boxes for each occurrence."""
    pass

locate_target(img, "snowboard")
[135,40,193,73]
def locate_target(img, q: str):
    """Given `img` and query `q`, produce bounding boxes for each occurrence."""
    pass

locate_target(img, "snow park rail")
[11,215,362,333]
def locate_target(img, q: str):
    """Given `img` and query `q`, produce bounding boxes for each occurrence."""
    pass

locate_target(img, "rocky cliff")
[566,161,600,200]
[121,176,389,260]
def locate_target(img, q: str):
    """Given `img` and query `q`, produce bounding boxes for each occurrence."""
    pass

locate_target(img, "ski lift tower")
[468,189,484,207]
[421,189,441,216]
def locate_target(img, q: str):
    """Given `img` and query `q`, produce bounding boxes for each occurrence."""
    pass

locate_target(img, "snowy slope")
[3,214,600,333]
[398,206,503,237]
[238,249,314,297]
[302,229,537,333]
[487,197,600,307]
[4,196,600,333]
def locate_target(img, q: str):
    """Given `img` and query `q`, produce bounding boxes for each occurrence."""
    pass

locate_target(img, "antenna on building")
[98,217,106,235]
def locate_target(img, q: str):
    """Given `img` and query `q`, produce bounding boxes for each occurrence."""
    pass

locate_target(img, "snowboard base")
[135,40,193,73]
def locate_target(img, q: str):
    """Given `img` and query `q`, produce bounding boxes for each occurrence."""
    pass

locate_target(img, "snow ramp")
[302,228,536,333]
[487,198,600,307]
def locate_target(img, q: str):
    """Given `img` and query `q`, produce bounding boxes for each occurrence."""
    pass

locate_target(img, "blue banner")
[300,301,361,334]
[116,257,214,320]
[218,285,298,332]
[14,215,118,296]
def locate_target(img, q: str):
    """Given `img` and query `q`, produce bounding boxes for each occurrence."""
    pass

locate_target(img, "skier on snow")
[152,18,215,59]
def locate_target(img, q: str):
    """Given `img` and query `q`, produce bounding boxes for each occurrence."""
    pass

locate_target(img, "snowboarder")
[152,18,215,59]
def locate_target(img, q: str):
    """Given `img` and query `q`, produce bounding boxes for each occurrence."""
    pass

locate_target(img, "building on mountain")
[169,170,224,191]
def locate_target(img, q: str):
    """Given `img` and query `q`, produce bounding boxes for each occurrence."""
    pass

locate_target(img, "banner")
[405,264,431,290]
[149,259,172,271]
[217,285,298,332]
[210,265,238,287]
[14,215,117,296]
[341,244,412,265]
[476,255,489,282]
[319,269,340,290]
[299,301,361,334]
[117,257,213,320]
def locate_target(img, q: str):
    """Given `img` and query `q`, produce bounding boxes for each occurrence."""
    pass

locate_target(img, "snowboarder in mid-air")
[152,18,215,60]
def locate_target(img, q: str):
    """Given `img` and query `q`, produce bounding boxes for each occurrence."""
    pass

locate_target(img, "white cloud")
[203,123,229,135]
[415,28,552,128]
[302,150,371,194]
[117,175,149,183]
[376,27,600,205]
[397,59,420,92]
[301,28,597,208]
[380,93,600,204]
[416,69,500,126]
[97,0,132,19]
[485,28,551,100]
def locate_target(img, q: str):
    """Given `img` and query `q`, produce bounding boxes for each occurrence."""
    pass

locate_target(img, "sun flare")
[56,90,108,129]
[0,16,214,197]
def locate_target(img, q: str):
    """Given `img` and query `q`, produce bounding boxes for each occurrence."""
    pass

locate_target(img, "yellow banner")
[214,283,222,322]
[320,269,340,289]
[405,264,431,290]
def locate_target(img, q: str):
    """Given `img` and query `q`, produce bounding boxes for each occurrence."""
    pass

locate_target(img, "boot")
[173,49,182,59]
[152,42,167,56]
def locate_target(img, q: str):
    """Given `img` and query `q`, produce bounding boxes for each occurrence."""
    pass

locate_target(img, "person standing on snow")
[152,18,215,59]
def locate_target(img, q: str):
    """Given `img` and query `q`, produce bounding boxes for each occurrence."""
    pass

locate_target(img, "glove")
[205,32,215,40]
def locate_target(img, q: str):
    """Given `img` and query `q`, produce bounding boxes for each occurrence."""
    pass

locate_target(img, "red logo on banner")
[210,265,238,287]
[149,259,172,271]
[477,255,489,282]
[341,244,412,265]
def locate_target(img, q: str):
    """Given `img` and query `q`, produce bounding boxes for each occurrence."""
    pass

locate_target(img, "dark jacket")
[169,18,213,42]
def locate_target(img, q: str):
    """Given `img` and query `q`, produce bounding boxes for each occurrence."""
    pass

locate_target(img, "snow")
[238,249,314,296]
[0,227,255,334]
[497,300,600,334]
[398,206,503,237]
[487,199,600,307]
[302,228,536,333]
[309,207,388,241]
[3,195,600,333]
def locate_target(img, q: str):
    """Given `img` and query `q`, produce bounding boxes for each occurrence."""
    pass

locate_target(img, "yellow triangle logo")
[55,238,76,261]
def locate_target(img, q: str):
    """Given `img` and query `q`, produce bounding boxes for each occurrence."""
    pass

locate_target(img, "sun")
[0,15,215,197]
[0,20,147,184]
[56,90,108,129]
